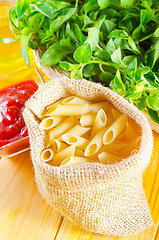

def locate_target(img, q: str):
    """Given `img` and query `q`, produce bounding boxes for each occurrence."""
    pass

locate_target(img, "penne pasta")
[116,131,126,141]
[105,105,114,127]
[90,109,107,138]
[46,104,89,116]
[117,137,141,158]
[75,148,84,157]
[52,139,68,152]
[85,102,109,114]
[58,125,91,140]
[46,116,74,147]
[60,156,91,167]
[53,145,76,166]
[61,96,90,104]
[62,134,89,150]
[98,152,122,164]
[39,116,65,130]
[80,114,96,127]
[41,148,55,162]
[84,128,106,156]
[98,141,127,153]
[40,96,141,167]
[111,108,122,120]
[82,132,90,139]
[103,115,127,145]
[46,98,64,110]
[125,122,139,142]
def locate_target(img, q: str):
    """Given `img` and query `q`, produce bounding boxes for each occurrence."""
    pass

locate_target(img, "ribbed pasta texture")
[23,70,153,236]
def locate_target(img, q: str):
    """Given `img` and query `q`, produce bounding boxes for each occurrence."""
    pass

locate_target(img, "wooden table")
[0,3,159,240]
[0,133,158,240]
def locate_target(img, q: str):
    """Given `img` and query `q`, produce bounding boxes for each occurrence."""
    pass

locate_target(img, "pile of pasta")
[39,96,141,167]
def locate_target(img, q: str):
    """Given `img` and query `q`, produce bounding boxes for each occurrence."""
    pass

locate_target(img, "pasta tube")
[90,109,107,138]
[39,116,65,130]
[46,104,89,116]
[98,152,122,164]
[80,114,96,127]
[105,105,114,127]
[84,128,106,156]
[41,148,55,162]
[58,125,91,140]
[62,134,89,150]
[111,109,121,120]
[125,122,139,142]
[53,145,76,166]
[60,156,91,167]
[75,148,84,156]
[52,140,68,152]
[103,115,127,145]
[85,102,109,114]
[99,141,127,153]
[117,137,140,158]
[61,96,90,104]
[46,116,74,147]
[46,98,64,110]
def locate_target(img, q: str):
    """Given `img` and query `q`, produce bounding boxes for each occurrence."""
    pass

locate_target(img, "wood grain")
[0,132,158,240]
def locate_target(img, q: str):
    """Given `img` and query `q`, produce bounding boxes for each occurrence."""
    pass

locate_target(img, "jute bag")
[23,67,154,236]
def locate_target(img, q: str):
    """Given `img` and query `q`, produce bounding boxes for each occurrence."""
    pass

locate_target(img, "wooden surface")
[0,133,158,240]
[0,3,159,240]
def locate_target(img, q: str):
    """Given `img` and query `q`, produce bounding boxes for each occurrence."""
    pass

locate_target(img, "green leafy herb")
[4,0,159,125]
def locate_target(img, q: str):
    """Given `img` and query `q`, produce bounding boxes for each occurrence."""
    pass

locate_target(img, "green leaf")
[50,8,76,32]
[104,20,116,34]
[120,0,135,8]
[127,58,137,70]
[98,0,110,9]
[85,27,100,51]
[147,94,159,111]
[140,9,153,24]
[76,67,83,79]
[128,37,140,54]
[105,39,116,54]
[111,47,122,64]
[132,24,142,41]
[83,0,99,14]
[128,91,142,99]
[31,3,53,19]
[94,15,106,29]
[60,61,74,71]
[147,107,159,124]
[66,23,77,42]
[94,50,111,61]
[114,69,125,90]
[16,0,29,17]
[108,29,128,39]
[74,24,86,43]
[74,43,92,64]
[123,55,135,65]
[136,97,146,110]
[100,71,114,83]
[154,27,159,37]
[21,34,31,66]
[9,7,19,30]
[41,38,74,66]
[144,71,159,88]
[153,40,159,66]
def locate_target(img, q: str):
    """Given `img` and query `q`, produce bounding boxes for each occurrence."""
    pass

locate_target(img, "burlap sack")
[23,70,154,236]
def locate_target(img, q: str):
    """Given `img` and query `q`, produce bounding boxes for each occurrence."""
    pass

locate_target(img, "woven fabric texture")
[23,73,153,236]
